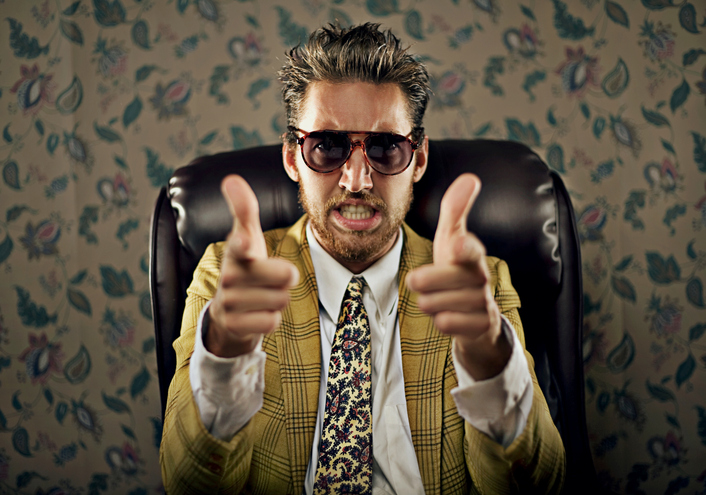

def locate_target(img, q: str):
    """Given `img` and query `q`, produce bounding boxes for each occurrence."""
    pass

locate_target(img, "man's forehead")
[309,119,404,133]
[299,81,413,133]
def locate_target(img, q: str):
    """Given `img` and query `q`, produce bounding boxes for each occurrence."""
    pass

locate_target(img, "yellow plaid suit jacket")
[160,215,566,494]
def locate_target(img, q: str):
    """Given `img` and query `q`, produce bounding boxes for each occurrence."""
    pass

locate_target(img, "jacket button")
[207,462,222,474]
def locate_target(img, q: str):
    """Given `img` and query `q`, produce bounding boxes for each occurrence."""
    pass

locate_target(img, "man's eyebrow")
[314,124,408,133]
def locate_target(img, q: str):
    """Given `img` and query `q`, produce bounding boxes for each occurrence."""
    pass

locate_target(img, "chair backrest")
[149,139,596,492]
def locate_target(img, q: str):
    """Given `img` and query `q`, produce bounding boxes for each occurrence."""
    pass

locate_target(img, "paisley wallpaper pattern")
[0,0,704,493]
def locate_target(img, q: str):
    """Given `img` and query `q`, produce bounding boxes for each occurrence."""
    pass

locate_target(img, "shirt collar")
[306,221,404,320]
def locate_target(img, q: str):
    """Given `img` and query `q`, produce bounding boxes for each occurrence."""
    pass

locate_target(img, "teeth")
[339,204,374,220]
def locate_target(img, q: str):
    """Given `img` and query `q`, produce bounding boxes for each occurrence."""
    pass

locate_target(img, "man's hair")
[279,23,431,145]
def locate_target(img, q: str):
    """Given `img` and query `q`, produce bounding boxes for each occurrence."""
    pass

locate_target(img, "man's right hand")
[206,175,300,358]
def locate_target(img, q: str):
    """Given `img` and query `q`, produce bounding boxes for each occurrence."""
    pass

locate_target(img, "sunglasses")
[289,126,423,176]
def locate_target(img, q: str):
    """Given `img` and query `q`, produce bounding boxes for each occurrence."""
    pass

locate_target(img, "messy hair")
[278,23,432,145]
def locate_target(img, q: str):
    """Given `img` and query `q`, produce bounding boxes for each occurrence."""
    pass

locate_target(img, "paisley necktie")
[313,277,373,495]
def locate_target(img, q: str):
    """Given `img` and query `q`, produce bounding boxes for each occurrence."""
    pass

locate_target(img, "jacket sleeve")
[160,242,255,494]
[463,257,566,495]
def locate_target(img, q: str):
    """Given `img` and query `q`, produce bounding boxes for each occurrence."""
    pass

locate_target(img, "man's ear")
[282,143,300,182]
[412,135,428,183]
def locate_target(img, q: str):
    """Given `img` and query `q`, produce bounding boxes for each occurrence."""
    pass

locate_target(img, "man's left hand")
[406,173,511,381]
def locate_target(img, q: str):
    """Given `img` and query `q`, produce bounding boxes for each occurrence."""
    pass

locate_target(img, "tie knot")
[346,277,365,300]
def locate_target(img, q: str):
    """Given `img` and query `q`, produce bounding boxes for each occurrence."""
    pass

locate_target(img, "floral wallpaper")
[0,0,704,493]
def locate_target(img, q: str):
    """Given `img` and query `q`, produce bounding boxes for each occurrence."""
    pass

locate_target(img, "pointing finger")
[434,174,481,264]
[221,175,267,261]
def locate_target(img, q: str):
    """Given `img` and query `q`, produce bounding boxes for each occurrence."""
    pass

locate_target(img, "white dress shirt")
[190,224,533,494]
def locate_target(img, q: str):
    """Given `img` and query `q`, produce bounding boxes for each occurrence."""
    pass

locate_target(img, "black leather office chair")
[149,139,598,493]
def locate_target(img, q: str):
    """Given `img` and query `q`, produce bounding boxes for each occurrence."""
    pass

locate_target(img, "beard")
[299,182,414,265]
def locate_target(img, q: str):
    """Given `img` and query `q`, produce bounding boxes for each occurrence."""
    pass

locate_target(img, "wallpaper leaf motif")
[675,353,696,388]
[366,0,399,17]
[683,48,706,66]
[0,236,13,264]
[15,287,57,327]
[132,20,151,50]
[276,6,308,46]
[642,0,672,11]
[678,3,699,34]
[692,132,706,172]
[552,0,595,39]
[63,1,82,16]
[605,1,629,28]
[7,19,49,59]
[122,97,143,128]
[67,289,92,316]
[59,19,84,46]
[646,379,676,402]
[0,1,704,493]
[601,58,629,98]
[93,0,127,27]
[56,77,84,114]
[688,324,705,343]
[94,123,122,143]
[670,78,690,113]
[404,10,424,40]
[64,345,92,384]
[100,266,134,297]
[687,279,705,308]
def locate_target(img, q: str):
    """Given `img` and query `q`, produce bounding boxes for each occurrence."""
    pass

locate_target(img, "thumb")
[221,175,267,261]
[434,173,481,264]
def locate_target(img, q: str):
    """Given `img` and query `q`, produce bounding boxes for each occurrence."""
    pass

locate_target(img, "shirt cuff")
[450,316,533,448]
[189,300,267,440]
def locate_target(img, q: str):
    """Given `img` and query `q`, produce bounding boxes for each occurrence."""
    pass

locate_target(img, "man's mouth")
[338,204,375,220]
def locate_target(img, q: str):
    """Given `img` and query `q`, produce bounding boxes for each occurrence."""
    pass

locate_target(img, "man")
[161,23,565,494]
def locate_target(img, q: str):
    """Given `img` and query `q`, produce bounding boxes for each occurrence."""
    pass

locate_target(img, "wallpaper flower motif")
[555,46,600,97]
[11,65,56,115]
[0,1,704,494]
[19,334,63,385]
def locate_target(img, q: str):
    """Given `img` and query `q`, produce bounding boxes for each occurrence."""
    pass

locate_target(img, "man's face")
[283,81,428,272]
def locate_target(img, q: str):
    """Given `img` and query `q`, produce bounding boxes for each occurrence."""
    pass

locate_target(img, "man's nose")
[338,142,373,193]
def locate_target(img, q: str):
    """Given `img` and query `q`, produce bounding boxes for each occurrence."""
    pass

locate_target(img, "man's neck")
[311,228,399,274]
[306,221,404,323]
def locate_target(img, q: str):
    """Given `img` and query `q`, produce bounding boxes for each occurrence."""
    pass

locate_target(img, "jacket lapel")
[398,223,451,494]
[271,215,322,490]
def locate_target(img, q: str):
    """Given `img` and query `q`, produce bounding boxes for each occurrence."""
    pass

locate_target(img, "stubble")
[299,183,414,265]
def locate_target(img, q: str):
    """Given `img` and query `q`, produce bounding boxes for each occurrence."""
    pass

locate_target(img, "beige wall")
[0,0,704,493]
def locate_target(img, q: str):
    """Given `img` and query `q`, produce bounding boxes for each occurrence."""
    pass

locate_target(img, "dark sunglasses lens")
[365,133,412,174]
[302,132,349,172]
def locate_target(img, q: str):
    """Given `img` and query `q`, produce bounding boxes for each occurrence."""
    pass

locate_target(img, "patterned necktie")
[313,277,373,495]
